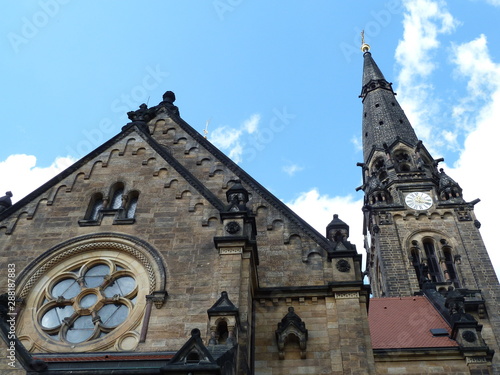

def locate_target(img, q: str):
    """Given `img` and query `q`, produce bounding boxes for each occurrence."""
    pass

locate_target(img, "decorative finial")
[361,30,370,53]
[204,119,210,139]
[0,191,13,213]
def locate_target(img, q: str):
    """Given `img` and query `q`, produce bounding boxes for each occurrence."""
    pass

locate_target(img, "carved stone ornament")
[336,259,351,273]
[462,330,477,343]
[456,208,472,222]
[147,290,168,309]
[0,191,13,213]
[275,307,308,360]
[225,221,241,234]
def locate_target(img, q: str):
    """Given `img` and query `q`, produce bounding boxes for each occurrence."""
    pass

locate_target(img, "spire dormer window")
[394,150,412,172]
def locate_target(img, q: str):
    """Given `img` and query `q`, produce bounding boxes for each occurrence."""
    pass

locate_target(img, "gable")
[148,112,333,248]
[1,99,363,292]
[144,111,360,287]
[0,125,225,236]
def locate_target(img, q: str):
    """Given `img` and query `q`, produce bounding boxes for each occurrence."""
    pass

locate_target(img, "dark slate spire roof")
[361,51,386,87]
[360,51,419,163]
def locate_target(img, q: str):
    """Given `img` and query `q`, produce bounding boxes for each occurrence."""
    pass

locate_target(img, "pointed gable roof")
[148,97,337,253]
[0,122,226,223]
[166,328,216,366]
[207,291,238,316]
[1,92,343,261]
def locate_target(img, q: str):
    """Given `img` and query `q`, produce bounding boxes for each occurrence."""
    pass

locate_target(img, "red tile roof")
[369,296,458,349]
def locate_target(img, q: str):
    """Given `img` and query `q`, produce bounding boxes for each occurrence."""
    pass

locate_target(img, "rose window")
[37,261,137,344]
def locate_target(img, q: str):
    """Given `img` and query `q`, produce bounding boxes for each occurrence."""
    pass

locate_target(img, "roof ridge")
[0,126,137,222]
[166,113,335,251]
[134,124,226,211]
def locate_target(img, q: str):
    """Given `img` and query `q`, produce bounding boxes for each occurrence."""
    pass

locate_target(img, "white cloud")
[209,113,261,163]
[395,0,458,147]
[351,135,363,153]
[396,0,457,81]
[286,189,364,254]
[242,114,260,134]
[228,143,243,163]
[441,130,458,148]
[483,0,500,6]
[282,163,303,177]
[446,34,500,278]
[451,35,500,132]
[0,154,76,204]
[394,3,499,277]
[210,126,243,149]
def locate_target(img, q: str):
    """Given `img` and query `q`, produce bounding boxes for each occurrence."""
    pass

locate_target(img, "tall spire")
[360,50,418,163]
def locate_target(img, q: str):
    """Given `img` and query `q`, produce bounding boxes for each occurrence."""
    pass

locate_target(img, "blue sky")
[1,1,500,276]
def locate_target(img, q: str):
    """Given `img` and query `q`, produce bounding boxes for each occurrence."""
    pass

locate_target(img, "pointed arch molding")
[405,229,459,251]
[16,233,167,300]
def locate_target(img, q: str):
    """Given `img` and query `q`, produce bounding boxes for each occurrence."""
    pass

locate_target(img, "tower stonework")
[360,49,500,373]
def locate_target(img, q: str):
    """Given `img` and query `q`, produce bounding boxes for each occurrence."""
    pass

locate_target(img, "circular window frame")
[15,234,166,353]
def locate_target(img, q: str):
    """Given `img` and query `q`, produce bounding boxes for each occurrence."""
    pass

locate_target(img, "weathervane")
[361,30,370,53]
[204,119,210,139]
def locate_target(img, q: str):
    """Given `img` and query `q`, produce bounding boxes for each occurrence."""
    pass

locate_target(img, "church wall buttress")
[369,212,414,298]
[253,295,375,375]
[454,216,500,356]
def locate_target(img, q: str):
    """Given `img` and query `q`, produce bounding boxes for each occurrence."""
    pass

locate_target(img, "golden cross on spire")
[361,30,370,53]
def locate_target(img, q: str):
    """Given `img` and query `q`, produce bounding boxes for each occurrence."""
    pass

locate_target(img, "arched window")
[410,248,423,285]
[443,248,460,287]
[371,157,387,183]
[394,150,412,171]
[409,236,461,290]
[423,240,442,283]
[125,190,140,219]
[86,193,103,221]
[81,184,138,226]
[15,234,166,353]
[216,320,229,344]
[39,261,137,344]
[110,183,125,210]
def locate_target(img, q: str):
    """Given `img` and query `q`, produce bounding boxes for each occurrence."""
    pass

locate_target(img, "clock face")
[405,192,433,210]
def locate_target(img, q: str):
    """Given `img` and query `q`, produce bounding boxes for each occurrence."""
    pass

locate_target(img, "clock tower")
[357,45,500,312]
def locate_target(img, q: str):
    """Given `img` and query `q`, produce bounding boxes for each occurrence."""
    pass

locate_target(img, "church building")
[1,45,499,374]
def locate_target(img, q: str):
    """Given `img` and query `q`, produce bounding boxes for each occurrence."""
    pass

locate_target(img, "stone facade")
[1,50,499,374]
[0,99,372,374]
